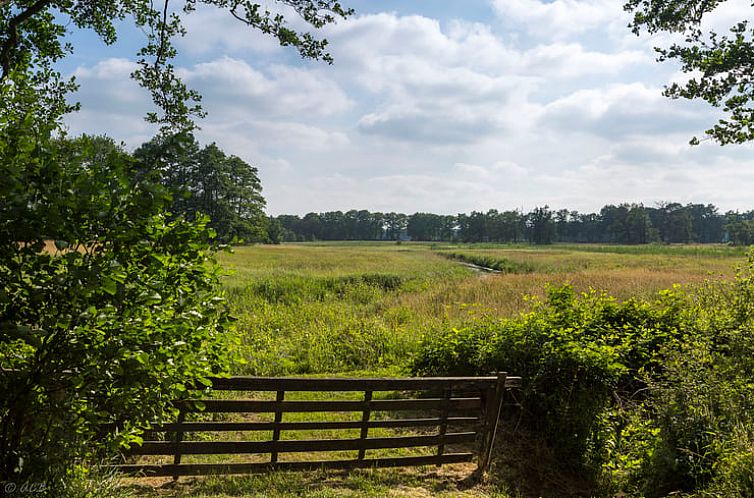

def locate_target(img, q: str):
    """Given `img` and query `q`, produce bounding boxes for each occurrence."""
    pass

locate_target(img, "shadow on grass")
[119,463,502,497]
[485,422,601,498]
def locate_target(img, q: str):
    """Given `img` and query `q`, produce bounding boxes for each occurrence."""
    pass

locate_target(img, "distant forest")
[272,203,754,245]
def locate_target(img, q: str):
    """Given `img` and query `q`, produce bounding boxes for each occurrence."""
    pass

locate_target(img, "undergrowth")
[413,251,754,497]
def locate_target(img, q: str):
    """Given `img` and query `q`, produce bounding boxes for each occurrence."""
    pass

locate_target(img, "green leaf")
[137,291,162,305]
[102,277,117,296]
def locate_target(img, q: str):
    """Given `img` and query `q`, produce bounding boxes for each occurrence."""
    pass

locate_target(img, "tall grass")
[218,243,740,376]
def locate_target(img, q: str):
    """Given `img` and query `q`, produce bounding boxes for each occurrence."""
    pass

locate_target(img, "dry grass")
[391,267,720,322]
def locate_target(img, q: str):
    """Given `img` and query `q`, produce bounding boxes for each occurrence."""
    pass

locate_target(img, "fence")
[110,373,520,478]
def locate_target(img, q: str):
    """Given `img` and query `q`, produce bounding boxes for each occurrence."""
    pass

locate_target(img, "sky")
[59,0,754,216]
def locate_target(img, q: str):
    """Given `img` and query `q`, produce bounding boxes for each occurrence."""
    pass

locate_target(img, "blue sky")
[60,0,754,215]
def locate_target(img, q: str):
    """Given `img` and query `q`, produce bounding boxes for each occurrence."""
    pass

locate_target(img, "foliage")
[527,206,555,245]
[275,202,732,244]
[0,0,352,132]
[600,204,657,244]
[624,0,754,144]
[0,130,234,490]
[0,0,352,493]
[413,251,754,495]
[134,133,269,243]
[413,284,685,466]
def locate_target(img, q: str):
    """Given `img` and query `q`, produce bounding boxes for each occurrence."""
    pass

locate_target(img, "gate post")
[477,372,506,473]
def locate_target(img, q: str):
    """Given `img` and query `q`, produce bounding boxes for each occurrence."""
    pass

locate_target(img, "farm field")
[123,242,747,498]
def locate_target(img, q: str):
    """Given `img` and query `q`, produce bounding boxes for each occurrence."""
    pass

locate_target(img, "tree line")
[274,203,754,245]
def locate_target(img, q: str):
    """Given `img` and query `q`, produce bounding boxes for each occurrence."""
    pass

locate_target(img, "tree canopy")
[0,0,352,131]
[625,0,754,144]
[135,133,269,243]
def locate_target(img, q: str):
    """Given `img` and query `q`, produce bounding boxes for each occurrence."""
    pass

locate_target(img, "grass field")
[122,242,746,497]
[215,242,741,376]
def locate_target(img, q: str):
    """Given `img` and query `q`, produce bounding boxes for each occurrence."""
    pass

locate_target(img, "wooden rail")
[109,374,519,478]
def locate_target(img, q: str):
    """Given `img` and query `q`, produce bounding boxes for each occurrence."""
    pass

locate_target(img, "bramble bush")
[413,255,754,496]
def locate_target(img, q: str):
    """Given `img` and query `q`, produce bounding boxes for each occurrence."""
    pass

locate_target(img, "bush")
[0,133,233,492]
[414,284,685,470]
[413,254,754,496]
[413,285,680,469]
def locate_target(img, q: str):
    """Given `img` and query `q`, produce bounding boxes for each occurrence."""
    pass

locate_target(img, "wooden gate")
[111,373,519,478]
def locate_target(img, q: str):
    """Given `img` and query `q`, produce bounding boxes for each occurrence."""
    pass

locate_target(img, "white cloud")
[181,57,352,119]
[66,58,156,143]
[491,0,627,40]
[199,119,350,153]
[61,5,754,215]
[521,43,646,78]
[177,6,285,56]
[540,83,711,138]
[455,161,528,180]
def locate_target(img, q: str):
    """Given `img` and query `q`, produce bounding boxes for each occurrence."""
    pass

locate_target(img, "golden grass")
[220,242,741,376]
[390,267,721,321]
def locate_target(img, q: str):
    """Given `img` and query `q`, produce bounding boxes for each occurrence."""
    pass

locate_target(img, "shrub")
[414,253,754,496]
[413,284,686,470]
[0,133,233,491]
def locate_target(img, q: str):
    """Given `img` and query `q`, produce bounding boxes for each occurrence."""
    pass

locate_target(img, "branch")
[0,0,55,81]
[154,0,169,69]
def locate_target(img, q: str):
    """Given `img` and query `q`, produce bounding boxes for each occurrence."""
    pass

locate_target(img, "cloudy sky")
[59,0,754,215]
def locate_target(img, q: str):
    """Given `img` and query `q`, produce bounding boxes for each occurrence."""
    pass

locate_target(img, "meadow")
[217,242,741,377]
[125,242,749,497]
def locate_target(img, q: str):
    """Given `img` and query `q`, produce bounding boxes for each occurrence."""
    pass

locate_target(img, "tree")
[135,134,269,243]
[1,133,233,486]
[649,202,693,243]
[724,210,754,245]
[0,0,353,490]
[528,206,555,245]
[625,0,754,144]
[383,212,407,241]
[266,216,284,244]
[687,203,724,243]
[0,0,353,132]
[407,212,445,241]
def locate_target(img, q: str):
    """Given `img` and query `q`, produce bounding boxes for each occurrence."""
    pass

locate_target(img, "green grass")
[216,242,741,377]
[120,466,513,497]
[119,242,746,497]
[217,244,469,375]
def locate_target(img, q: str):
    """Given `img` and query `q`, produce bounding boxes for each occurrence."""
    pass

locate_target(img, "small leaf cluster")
[1,0,353,132]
